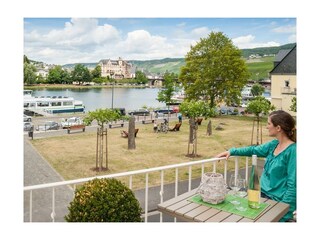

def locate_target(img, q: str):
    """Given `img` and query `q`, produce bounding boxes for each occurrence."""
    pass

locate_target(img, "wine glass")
[235,178,247,211]
[229,174,241,205]
[229,174,240,195]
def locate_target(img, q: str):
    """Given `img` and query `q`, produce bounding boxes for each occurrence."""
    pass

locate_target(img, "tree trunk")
[188,117,198,157]
[207,120,212,136]
[256,117,260,145]
[128,116,136,150]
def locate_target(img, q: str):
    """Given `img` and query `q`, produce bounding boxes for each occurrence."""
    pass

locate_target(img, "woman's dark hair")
[269,110,296,142]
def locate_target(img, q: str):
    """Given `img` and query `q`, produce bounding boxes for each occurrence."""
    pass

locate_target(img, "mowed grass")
[31,116,273,189]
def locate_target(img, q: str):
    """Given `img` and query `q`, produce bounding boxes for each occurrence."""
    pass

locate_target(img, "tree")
[24,62,37,85]
[47,65,70,84]
[246,96,275,145]
[179,100,216,157]
[24,55,30,64]
[71,64,91,84]
[157,72,176,123]
[290,96,297,112]
[91,65,101,79]
[135,70,148,84]
[83,108,124,171]
[251,83,265,97]
[179,32,250,108]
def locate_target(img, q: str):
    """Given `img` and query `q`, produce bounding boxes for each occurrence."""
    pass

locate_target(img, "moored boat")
[24,90,85,114]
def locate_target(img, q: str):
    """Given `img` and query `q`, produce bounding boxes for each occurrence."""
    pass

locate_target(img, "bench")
[109,123,124,128]
[196,118,203,125]
[142,119,154,124]
[67,124,86,134]
[121,129,139,138]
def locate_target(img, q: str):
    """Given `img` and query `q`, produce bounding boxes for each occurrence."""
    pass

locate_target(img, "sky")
[24,18,296,65]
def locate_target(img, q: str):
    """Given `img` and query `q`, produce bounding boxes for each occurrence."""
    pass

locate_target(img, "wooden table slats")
[158,189,290,222]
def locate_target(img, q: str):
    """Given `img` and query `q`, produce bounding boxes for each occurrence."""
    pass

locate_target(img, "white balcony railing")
[24,156,252,222]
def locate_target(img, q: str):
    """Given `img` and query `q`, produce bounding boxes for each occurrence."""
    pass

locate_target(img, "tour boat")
[24,90,85,114]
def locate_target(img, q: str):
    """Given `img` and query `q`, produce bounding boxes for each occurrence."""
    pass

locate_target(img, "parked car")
[219,107,238,115]
[61,117,83,128]
[114,108,126,116]
[23,122,33,131]
[38,121,60,131]
[24,114,32,122]
[154,108,175,114]
[127,108,150,116]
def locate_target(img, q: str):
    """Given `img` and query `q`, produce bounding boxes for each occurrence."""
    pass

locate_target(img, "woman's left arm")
[282,148,297,210]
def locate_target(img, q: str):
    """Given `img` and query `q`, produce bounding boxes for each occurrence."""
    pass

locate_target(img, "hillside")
[241,43,296,58]
[32,43,295,79]
[130,58,185,74]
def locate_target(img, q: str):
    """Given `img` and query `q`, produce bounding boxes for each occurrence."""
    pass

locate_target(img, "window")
[285,80,290,87]
[63,101,73,106]
[38,102,49,107]
[51,102,62,106]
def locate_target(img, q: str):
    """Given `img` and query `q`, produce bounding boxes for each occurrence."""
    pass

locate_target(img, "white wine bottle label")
[247,189,260,209]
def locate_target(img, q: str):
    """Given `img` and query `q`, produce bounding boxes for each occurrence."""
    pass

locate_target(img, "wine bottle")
[247,155,260,209]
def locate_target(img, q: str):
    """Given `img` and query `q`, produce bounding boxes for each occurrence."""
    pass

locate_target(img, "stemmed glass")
[235,178,247,211]
[229,174,241,205]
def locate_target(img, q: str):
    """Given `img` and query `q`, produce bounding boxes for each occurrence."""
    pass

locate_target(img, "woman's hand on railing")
[215,151,230,160]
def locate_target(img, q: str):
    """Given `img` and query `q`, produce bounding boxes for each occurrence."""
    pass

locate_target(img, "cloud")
[288,34,296,43]
[24,18,121,63]
[115,30,176,59]
[272,25,296,34]
[190,27,211,38]
[232,34,280,49]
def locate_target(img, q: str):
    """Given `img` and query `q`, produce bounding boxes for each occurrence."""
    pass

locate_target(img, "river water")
[31,87,166,112]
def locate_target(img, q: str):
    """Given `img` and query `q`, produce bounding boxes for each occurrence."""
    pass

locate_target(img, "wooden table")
[158,189,289,222]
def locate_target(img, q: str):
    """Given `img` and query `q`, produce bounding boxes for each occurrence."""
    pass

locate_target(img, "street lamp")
[110,71,114,109]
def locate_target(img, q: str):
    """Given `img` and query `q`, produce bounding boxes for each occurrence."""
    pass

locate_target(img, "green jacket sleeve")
[281,146,297,221]
[229,140,278,158]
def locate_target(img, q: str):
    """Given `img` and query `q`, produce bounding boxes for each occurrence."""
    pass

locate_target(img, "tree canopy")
[71,64,91,84]
[179,100,216,119]
[135,70,148,84]
[251,83,265,97]
[47,65,70,84]
[179,32,250,108]
[83,108,124,129]
[24,62,37,85]
[157,72,176,104]
[246,96,275,117]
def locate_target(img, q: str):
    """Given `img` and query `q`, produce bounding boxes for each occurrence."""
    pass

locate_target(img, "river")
[31,87,166,112]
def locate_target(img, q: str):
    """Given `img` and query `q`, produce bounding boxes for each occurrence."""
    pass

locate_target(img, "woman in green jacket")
[216,110,296,222]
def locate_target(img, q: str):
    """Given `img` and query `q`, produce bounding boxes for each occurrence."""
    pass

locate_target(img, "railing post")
[129,175,133,190]
[188,166,192,191]
[245,157,249,182]
[51,188,56,222]
[224,160,228,184]
[175,168,178,197]
[145,173,148,223]
[235,156,239,180]
[29,190,33,222]
[160,170,164,222]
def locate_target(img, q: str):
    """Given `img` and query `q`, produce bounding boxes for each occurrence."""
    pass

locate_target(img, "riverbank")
[24,83,152,90]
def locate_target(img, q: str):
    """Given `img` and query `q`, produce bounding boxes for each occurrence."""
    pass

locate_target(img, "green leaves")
[246,96,275,117]
[179,100,216,118]
[179,31,250,108]
[65,178,142,222]
[157,72,176,103]
[83,108,123,128]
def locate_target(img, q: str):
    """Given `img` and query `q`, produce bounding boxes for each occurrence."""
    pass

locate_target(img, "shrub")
[65,178,142,222]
